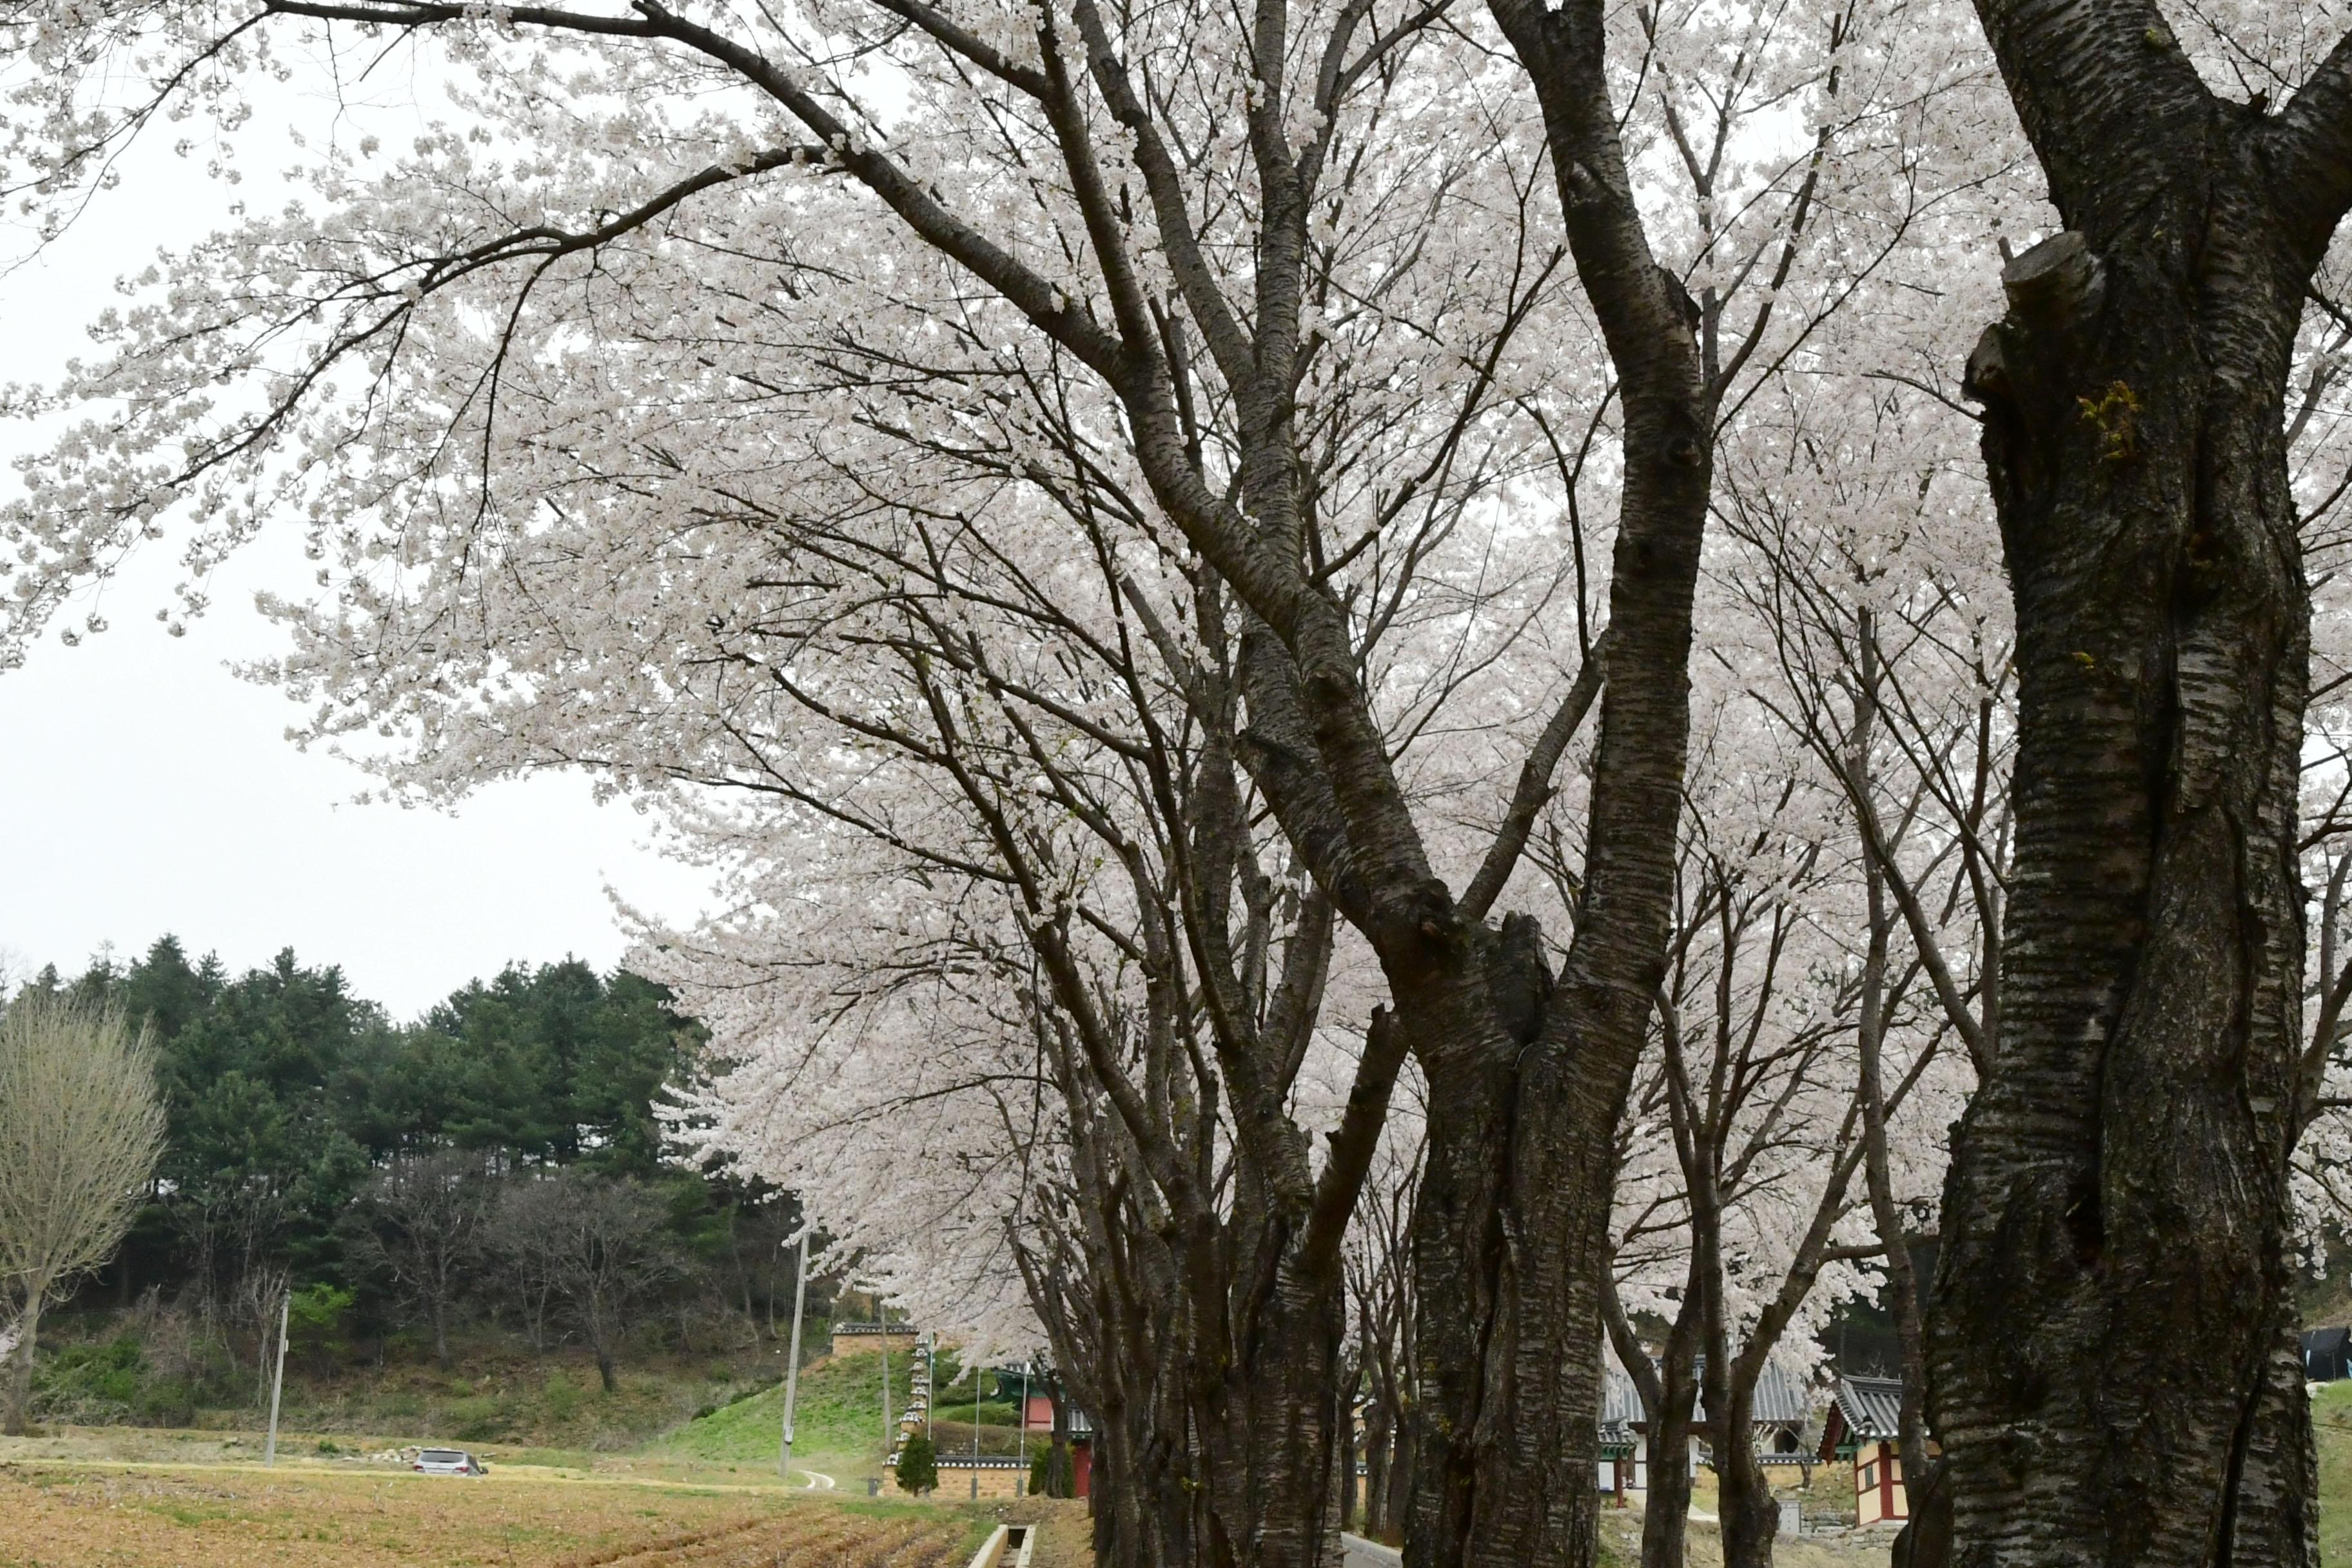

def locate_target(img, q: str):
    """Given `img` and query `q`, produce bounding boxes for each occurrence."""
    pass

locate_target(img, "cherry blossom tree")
[1720,303,2018,1529]
[15,0,2352,1560]
[1567,10,2020,1559]
[1598,658,1972,1568]
[611,483,1405,1568]
[7,2,1642,1560]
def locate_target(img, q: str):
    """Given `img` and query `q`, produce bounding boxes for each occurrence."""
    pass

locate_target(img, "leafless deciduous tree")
[355,1150,487,1371]
[489,1170,677,1393]
[0,994,167,1433]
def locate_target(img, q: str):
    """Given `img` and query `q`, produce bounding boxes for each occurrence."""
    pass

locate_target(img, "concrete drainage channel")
[965,1522,1039,1568]
[969,1523,1387,1568]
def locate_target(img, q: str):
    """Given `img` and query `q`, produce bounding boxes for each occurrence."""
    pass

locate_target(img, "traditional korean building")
[1597,1355,1816,1500]
[1818,1374,1908,1525]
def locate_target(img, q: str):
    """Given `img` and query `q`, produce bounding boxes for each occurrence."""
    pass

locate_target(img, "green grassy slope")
[653,1346,906,1475]
[2318,1379,2352,1560]
[651,1344,1041,1482]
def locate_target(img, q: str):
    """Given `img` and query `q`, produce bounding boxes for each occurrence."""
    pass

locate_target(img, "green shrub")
[544,1372,582,1422]
[895,1435,938,1496]
[956,1397,1024,1426]
[288,1284,355,1346]
[34,1335,145,1420]
[135,1377,202,1427]
[1029,1438,1072,1500]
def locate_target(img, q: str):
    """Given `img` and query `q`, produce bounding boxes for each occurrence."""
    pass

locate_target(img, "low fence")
[938,1454,1030,1500]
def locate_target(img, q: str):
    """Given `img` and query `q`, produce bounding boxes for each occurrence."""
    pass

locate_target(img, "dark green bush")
[895,1435,938,1496]
[35,1335,145,1418]
[1029,1437,1072,1499]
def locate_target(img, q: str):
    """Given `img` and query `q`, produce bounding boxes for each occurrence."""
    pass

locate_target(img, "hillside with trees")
[13,939,818,1436]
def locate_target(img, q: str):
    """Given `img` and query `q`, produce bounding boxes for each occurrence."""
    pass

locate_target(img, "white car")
[413,1447,489,1476]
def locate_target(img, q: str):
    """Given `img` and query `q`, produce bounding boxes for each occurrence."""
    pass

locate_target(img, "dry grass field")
[0,1462,997,1568]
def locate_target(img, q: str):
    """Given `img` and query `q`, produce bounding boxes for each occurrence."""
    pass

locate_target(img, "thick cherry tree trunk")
[1398,442,1706,1568]
[1385,1420,1416,1537]
[1605,1269,1700,1568]
[1399,945,1541,1568]
[1192,1242,1351,1568]
[1364,1402,1394,1538]
[1398,0,1713,1554]
[1928,14,2352,1561]
[1039,1169,1351,1568]
[1639,1389,1698,1568]
[1089,1409,1195,1568]
[1710,1380,1777,1568]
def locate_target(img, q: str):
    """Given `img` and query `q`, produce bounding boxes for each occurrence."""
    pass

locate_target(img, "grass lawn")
[650,1345,906,1486]
[29,1313,810,1457]
[2316,1378,2352,1561]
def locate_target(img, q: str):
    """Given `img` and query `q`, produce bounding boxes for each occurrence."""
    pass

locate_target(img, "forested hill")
[19,939,805,1396]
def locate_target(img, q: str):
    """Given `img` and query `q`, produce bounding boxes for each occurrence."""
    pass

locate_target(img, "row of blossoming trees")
[8,0,2352,1563]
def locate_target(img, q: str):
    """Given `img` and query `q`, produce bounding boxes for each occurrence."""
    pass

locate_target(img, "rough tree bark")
[1603,1279,1696,1568]
[1398,0,1714,1561]
[1929,10,2352,1565]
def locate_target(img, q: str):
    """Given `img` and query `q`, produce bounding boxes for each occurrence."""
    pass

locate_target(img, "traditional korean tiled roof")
[1732,1361,1815,1428]
[1599,1355,1818,1438]
[1829,1375,1905,1443]
[1600,1360,1647,1449]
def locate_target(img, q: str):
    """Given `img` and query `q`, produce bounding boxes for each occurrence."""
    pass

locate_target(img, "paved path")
[798,1469,837,1490]
[1342,1533,1401,1568]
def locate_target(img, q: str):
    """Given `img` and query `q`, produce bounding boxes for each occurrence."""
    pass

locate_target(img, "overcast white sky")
[0,61,718,1019]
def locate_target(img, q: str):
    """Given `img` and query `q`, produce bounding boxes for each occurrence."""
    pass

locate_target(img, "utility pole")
[262,1289,291,1467]
[971,1360,982,1500]
[881,1329,893,1468]
[1019,1364,1030,1498]
[778,1225,810,1484]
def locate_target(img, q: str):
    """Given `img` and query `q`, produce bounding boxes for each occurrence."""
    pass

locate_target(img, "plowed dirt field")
[0,1464,975,1567]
